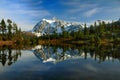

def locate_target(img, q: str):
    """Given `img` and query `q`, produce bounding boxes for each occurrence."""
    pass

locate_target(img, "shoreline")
[38,38,120,46]
[0,41,15,45]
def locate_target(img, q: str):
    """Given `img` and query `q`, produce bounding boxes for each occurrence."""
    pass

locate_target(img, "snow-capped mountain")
[33,17,83,37]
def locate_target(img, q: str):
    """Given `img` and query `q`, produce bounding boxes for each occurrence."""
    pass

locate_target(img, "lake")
[0,44,120,80]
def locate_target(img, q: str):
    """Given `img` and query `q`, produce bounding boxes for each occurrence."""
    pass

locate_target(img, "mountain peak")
[42,18,55,24]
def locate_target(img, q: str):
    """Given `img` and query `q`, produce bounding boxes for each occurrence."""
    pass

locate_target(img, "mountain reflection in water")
[32,44,120,64]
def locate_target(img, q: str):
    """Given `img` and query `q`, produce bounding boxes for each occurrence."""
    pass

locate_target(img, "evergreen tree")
[84,23,89,35]
[77,28,83,39]
[7,19,12,24]
[53,30,58,39]
[13,23,18,36]
[7,19,12,39]
[0,22,1,34]
[94,21,99,35]
[1,19,6,35]
[61,25,65,37]
[89,25,95,34]
[99,21,105,34]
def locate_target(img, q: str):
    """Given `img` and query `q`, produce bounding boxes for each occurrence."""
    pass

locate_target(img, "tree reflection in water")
[33,44,120,64]
[0,46,21,66]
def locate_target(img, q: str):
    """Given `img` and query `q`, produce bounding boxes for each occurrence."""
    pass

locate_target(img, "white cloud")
[68,8,82,13]
[70,17,77,20]
[0,8,50,20]
[17,22,35,31]
[61,0,98,13]
[108,7,120,12]
[84,8,101,17]
[15,9,51,17]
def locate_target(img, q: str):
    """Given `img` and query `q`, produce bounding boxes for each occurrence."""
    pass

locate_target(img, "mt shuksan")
[33,17,83,37]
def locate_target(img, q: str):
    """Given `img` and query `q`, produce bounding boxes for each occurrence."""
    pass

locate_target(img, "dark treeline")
[0,19,38,45]
[39,19,120,44]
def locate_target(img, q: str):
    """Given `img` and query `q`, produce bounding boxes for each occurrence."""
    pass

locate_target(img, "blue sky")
[0,0,120,31]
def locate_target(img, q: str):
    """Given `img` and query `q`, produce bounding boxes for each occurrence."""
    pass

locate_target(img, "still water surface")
[0,45,120,80]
